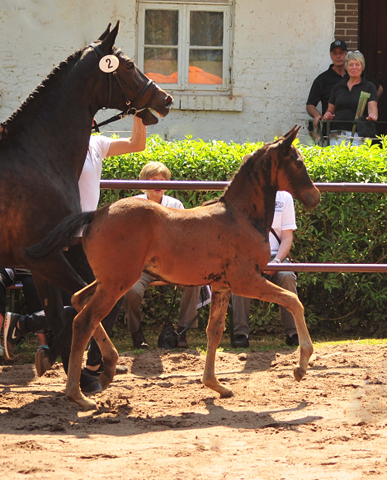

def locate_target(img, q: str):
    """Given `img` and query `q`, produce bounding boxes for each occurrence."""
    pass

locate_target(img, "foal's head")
[268,126,320,210]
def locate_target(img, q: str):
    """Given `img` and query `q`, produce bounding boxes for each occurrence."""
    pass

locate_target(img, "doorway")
[360,0,387,135]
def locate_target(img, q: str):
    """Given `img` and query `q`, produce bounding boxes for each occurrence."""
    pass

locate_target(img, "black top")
[307,65,380,116]
[328,76,378,132]
[307,64,344,114]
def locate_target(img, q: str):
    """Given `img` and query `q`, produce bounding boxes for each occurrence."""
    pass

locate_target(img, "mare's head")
[265,126,320,210]
[84,21,173,125]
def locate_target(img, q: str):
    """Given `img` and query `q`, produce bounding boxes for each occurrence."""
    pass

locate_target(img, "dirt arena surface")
[1,342,387,479]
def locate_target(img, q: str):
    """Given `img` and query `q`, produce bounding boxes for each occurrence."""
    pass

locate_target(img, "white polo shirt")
[270,191,297,255]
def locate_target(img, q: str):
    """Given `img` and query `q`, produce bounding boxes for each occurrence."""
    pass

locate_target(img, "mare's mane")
[0,47,85,136]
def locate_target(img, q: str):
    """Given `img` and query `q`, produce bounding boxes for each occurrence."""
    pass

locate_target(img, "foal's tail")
[24,211,96,260]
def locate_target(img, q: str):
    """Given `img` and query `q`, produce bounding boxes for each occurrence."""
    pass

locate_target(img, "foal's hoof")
[293,366,307,382]
[203,378,234,398]
[98,372,113,390]
[35,347,53,377]
[220,387,234,398]
[66,390,97,410]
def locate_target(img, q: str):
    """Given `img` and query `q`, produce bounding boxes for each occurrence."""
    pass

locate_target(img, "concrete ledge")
[171,95,243,112]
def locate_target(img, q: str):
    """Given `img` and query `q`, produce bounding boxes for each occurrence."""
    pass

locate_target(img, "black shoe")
[82,363,128,377]
[3,312,25,360]
[131,326,149,349]
[285,334,299,347]
[80,371,103,396]
[231,334,249,348]
[176,329,189,348]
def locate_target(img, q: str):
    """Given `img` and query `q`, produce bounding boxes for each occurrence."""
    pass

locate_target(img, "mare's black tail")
[24,211,96,260]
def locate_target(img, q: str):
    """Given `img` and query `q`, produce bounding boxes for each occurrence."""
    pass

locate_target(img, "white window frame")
[137,1,232,93]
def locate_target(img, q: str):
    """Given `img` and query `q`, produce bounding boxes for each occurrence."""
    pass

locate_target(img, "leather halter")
[89,42,156,130]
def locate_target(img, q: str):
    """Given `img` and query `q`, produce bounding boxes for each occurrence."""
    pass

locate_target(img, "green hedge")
[100,135,387,338]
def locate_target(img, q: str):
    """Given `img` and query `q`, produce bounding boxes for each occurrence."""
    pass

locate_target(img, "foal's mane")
[201,144,269,207]
[0,47,85,136]
[212,142,268,203]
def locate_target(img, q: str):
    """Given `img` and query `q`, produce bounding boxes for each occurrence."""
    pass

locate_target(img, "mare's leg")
[232,275,313,381]
[29,251,87,375]
[32,277,70,374]
[34,245,96,377]
[202,287,233,397]
[33,277,101,395]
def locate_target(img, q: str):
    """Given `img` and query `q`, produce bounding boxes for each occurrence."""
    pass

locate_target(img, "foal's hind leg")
[202,287,233,398]
[72,281,97,312]
[73,281,118,390]
[92,323,119,390]
[66,283,119,409]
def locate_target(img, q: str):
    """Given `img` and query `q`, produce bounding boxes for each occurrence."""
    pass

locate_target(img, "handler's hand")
[263,261,278,276]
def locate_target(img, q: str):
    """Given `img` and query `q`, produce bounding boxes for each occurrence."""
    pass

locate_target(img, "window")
[137,2,232,92]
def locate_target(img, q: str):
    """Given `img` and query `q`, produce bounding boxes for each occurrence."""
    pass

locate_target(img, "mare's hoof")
[293,366,306,382]
[35,348,53,377]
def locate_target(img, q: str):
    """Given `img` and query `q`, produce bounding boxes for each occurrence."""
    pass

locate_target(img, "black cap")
[330,40,348,52]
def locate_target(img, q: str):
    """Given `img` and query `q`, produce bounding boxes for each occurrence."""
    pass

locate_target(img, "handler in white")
[231,190,299,348]
[81,116,148,373]
[80,116,146,211]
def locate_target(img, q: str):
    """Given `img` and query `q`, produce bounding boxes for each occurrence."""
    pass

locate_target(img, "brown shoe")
[131,325,149,349]
[176,328,189,348]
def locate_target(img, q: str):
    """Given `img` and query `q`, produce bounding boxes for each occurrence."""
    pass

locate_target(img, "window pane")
[190,11,223,47]
[144,47,178,84]
[145,10,178,46]
[189,49,223,84]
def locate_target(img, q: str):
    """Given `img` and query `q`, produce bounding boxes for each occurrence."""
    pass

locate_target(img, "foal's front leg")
[234,275,313,381]
[202,287,233,397]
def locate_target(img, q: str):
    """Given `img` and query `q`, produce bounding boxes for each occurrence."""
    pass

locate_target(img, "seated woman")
[123,162,201,349]
[323,50,378,146]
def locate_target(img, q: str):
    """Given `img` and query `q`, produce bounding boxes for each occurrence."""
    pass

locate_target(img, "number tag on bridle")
[99,55,119,73]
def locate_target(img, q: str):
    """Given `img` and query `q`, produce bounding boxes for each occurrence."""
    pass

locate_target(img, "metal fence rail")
[100,180,387,193]
[261,264,387,273]
[99,180,387,273]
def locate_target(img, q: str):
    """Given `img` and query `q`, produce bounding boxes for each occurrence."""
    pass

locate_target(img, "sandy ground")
[1,342,387,480]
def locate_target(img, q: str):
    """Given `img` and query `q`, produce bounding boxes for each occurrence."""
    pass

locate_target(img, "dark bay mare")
[26,126,321,409]
[0,21,172,385]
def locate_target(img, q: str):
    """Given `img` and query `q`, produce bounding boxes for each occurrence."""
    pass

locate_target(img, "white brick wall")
[0,0,335,143]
